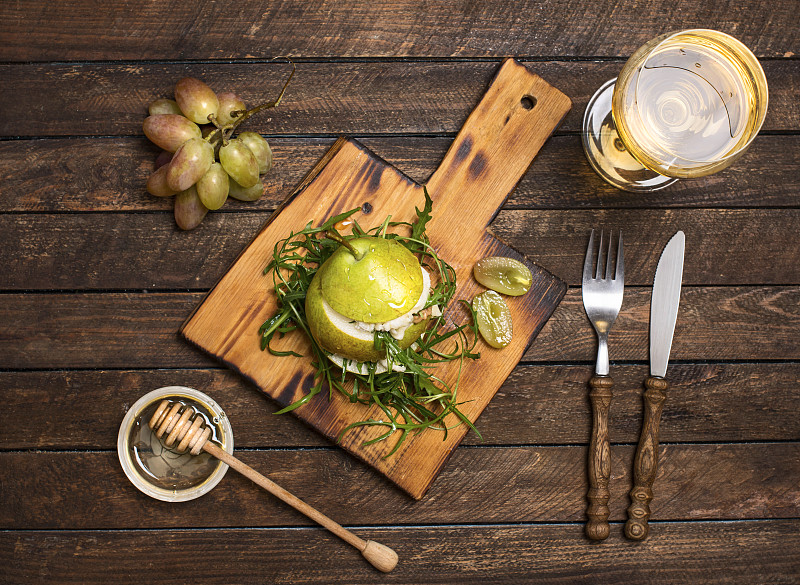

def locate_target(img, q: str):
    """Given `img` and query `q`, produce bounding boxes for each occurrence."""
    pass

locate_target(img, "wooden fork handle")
[586,375,613,541]
[625,376,668,541]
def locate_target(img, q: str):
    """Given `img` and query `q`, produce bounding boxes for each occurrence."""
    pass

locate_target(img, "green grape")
[238,131,273,174]
[143,114,202,153]
[166,137,214,192]
[219,138,259,188]
[228,178,264,202]
[472,290,513,348]
[175,77,219,125]
[174,185,208,230]
[148,98,182,116]
[473,256,532,296]
[146,165,177,197]
[217,92,247,126]
[196,163,229,210]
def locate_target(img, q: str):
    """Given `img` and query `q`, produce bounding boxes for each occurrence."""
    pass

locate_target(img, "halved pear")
[305,276,428,363]
[318,237,423,323]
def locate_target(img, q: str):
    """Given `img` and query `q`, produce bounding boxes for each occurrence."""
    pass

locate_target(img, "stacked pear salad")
[259,194,481,454]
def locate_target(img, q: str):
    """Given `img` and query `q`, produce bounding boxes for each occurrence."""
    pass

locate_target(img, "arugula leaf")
[412,186,434,242]
[258,194,480,456]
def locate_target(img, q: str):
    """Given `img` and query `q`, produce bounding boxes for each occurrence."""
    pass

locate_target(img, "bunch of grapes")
[143,65,293,230]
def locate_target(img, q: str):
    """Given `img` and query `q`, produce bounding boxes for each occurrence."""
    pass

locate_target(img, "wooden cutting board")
[181,58,571,499]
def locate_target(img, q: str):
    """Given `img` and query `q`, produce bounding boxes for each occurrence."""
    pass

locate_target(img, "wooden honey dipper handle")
[148,400,398,573]
[203,442,398,572]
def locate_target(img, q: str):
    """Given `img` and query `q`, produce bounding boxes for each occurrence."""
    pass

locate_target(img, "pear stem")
[326,230,363,260]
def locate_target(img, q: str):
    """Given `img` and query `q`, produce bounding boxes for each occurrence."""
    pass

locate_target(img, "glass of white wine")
[582,29,768,192]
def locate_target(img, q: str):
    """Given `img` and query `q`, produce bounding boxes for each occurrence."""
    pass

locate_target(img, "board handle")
[625,376,668,541]
[426,58,571,233]
[586,375,613,540]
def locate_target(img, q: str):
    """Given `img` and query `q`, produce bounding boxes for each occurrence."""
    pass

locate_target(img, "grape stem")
[205,56,296,147]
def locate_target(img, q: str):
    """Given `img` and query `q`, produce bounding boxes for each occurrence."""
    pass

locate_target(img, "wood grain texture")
[3,134,800,214]
[2,2,799,581]
[3,362,798,450]
[1,61,798,137]
[2,444,798,529]
[586,375,613,540]
[491,209,800,286]
[1,0,798,61]
[3,286,800,369]
[181,60,570,498]
[533,286,800,362]
[2,522,799,584]
[4,209,800,290]
[625,377,669,541]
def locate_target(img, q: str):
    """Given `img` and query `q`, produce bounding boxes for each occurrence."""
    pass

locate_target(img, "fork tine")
[583,229,596,283]
[615,231,624,281]
[595,230,605,280]
[606,230,615,280]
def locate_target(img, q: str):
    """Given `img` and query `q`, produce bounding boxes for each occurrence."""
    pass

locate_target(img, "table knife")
[624,230,685,541]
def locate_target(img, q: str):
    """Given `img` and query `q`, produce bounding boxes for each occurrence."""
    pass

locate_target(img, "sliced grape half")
[473,256,532,296]
[472,290,513,348]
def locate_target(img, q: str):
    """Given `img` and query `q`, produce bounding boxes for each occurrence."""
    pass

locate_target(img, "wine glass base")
[582,79,678,192]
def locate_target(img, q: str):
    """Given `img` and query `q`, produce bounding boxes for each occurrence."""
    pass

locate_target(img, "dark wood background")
[1,1,798,583]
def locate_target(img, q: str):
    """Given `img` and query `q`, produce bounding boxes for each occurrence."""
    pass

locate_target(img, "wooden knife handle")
[586,375,613,540]
[625,376,669,541]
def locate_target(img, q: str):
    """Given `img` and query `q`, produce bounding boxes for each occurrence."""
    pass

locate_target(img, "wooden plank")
[533,287,800,362]
[2,286,799,369]
[0,61,798,137]
[492,209,800,287]
[1,445,798,529]
[1,0,797,61]
[5,135,800,214]
[0,292,210,370]
[479,363,800,445]
[3,363,798,449]
[3,209,800,290]
[0,137,332,213]
[4,522,798,584]
[3,522,799,584]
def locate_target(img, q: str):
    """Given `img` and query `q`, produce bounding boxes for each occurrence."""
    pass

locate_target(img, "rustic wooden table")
[1,2,798,584]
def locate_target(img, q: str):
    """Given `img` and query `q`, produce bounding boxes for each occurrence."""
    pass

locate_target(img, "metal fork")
[581,229,624,541]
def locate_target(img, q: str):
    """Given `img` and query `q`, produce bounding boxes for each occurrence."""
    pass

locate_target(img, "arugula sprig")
[259,189,481,455]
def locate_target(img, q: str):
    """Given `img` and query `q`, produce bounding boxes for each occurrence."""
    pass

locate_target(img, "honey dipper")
[148,399,398,573]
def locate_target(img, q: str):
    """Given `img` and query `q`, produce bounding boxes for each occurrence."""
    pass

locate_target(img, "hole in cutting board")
[521,95,537,110]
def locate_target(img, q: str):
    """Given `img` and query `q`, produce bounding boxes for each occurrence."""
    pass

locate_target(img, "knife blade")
[650,231,685,377]
[624,230,685,541]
